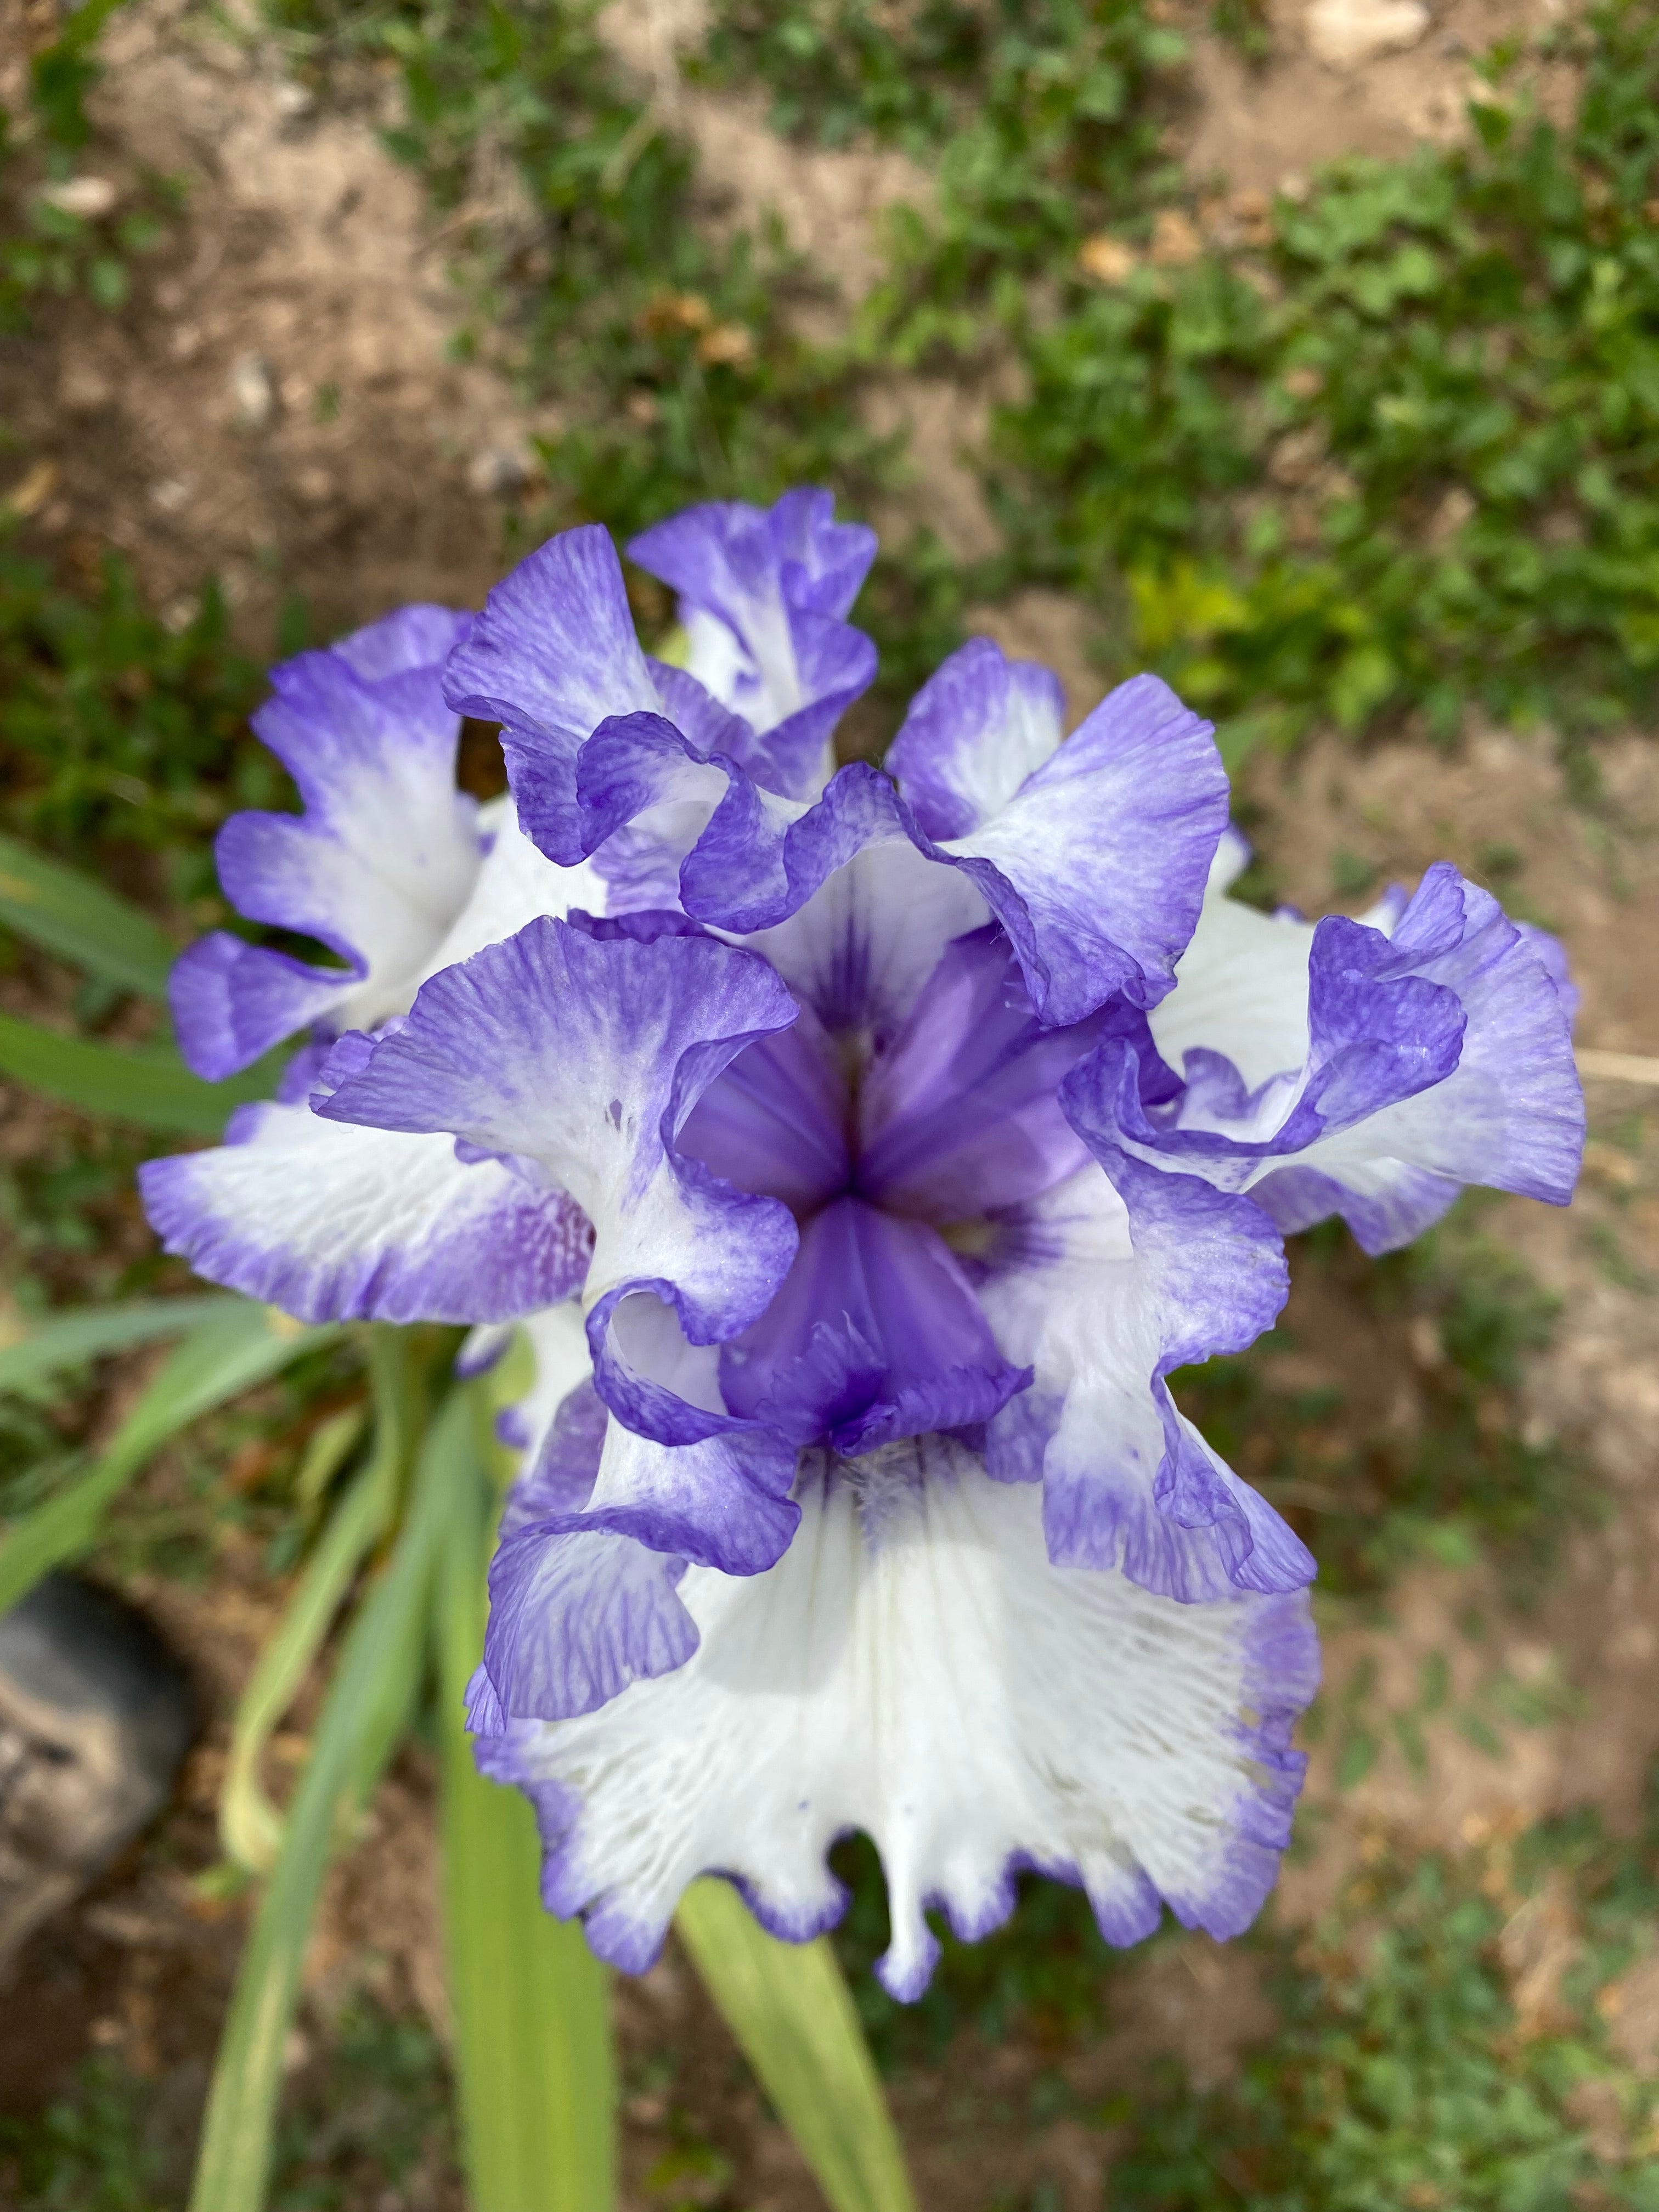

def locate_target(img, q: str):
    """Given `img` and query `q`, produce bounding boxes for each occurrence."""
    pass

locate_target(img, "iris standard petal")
[174,606,482,1076]
[629,488,878,797]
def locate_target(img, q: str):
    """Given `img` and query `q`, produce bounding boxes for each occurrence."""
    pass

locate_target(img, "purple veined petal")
[650,653,1227,1029]
[138,1096,592,1325]
[918,662,1229,1025]
[737,833,989,1043]
[470,1378,698,1726]
[330,602,476,682]
[315,916,802,1348]
[169,934,365,1084]
[174,607,484,1077]
[676,1002,850,1214]
[443,523,659,758]
[629,490,878,799]
[312,918,806,1571]
[885,636,1067,842]
[975,1146,1307,1605]
[718,1197,1032,1455]
[854,924,1107,1219]
[471,1437,1318,1995]
[1116,863,1585,1253]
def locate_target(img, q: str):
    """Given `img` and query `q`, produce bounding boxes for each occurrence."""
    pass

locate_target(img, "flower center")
[678,926,1107,1456]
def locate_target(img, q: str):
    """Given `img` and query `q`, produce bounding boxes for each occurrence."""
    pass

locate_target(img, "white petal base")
[486,1440,1315,1997]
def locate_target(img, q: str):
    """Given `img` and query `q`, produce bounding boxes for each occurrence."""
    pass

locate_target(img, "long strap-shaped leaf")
[0,829,178,997]
[437,1398,616,2212]
[188,1383,461,2212]
[0,1293,246,1393]
[0,1012,275,1133]
[676,1881,917,2212]
[0,1304,338,1616]
[219,1459,382,1872]
[220,1334,410,1872]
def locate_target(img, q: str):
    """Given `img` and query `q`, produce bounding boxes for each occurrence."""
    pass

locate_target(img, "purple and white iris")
[140,489,1584,1997]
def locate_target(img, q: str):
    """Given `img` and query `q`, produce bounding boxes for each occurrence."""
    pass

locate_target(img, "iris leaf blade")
[0,1293,248,1394]
[676,1878,916,2212]
[0,1304,339,1616]
[187,1381,460,2212]
[0,1012,278,1133]
[219,1453,383,1872]
[437,1391,617,2212]
[0,829,178,997]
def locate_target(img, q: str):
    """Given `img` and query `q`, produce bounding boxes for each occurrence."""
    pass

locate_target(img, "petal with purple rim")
[138,1098,591,1325]
[1126,864,1584,1252]
[976,1147,1306,1603]
[475,1440,1317,1995]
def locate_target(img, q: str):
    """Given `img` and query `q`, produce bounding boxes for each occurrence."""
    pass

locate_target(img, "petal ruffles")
[473,1438,1318,1998]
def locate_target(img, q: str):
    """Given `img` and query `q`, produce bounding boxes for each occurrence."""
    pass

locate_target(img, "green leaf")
[188,1383,460,2212]
[676,1880,916,2212]
[0,829,178,996]
[0,1012,276,1133]
[0,1303,337,1615]
[219,1455,383,1872]
[0,1293,247,1394]
[438,1390,616,2212]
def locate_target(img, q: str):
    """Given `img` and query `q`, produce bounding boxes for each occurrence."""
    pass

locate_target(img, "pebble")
[466,445,530,496]
[59,361,114,412]
[37,174,118,219]
[1305,0,1430,68]
[230,351,276,430]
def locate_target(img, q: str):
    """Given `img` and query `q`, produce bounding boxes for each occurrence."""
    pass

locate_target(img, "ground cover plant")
[0,0,1650,2205]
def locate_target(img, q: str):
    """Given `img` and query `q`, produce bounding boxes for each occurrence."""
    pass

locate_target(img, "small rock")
[230,351,276,430]
[148,477,195,515]
[37,174,118,219]
[1076,233,1138,284]
[1149,208,1204,267]
[294,464,335,505]
[0,1576,196,1972]
[59,361,114,413]
[1427,484,1477,544]
[697,322,755,368]
[1305,0,1429,69]
[466,446,530,497]
[273,80,314,121]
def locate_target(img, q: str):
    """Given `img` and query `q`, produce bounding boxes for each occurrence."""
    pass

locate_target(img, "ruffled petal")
[176,607,482,1077]
[1126,864,1585,1253]
[718,1197,1032,1454]
[554,659,1225,1030]
[729,819,989,1040]
[629,489,877,797]
[474,1440,1317,1996]
[168,933,362,1084]
[138,1097,591,1325]
[904,658,1228,1024]
[317,918,806,1569]
[975,1147,1307,1604]
[885,635,1066,841]
[316,917,799,1339]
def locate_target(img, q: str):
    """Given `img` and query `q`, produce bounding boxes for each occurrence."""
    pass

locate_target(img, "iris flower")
[142,490,1583,1997]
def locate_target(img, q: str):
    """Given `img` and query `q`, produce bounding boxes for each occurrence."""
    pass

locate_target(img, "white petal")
[1149,890,1315,1091]
[490,1441,1316,1997]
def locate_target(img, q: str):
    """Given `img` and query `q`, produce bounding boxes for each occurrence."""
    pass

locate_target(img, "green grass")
[0,2000,460,2212]
[1105,1795,1659,2210]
